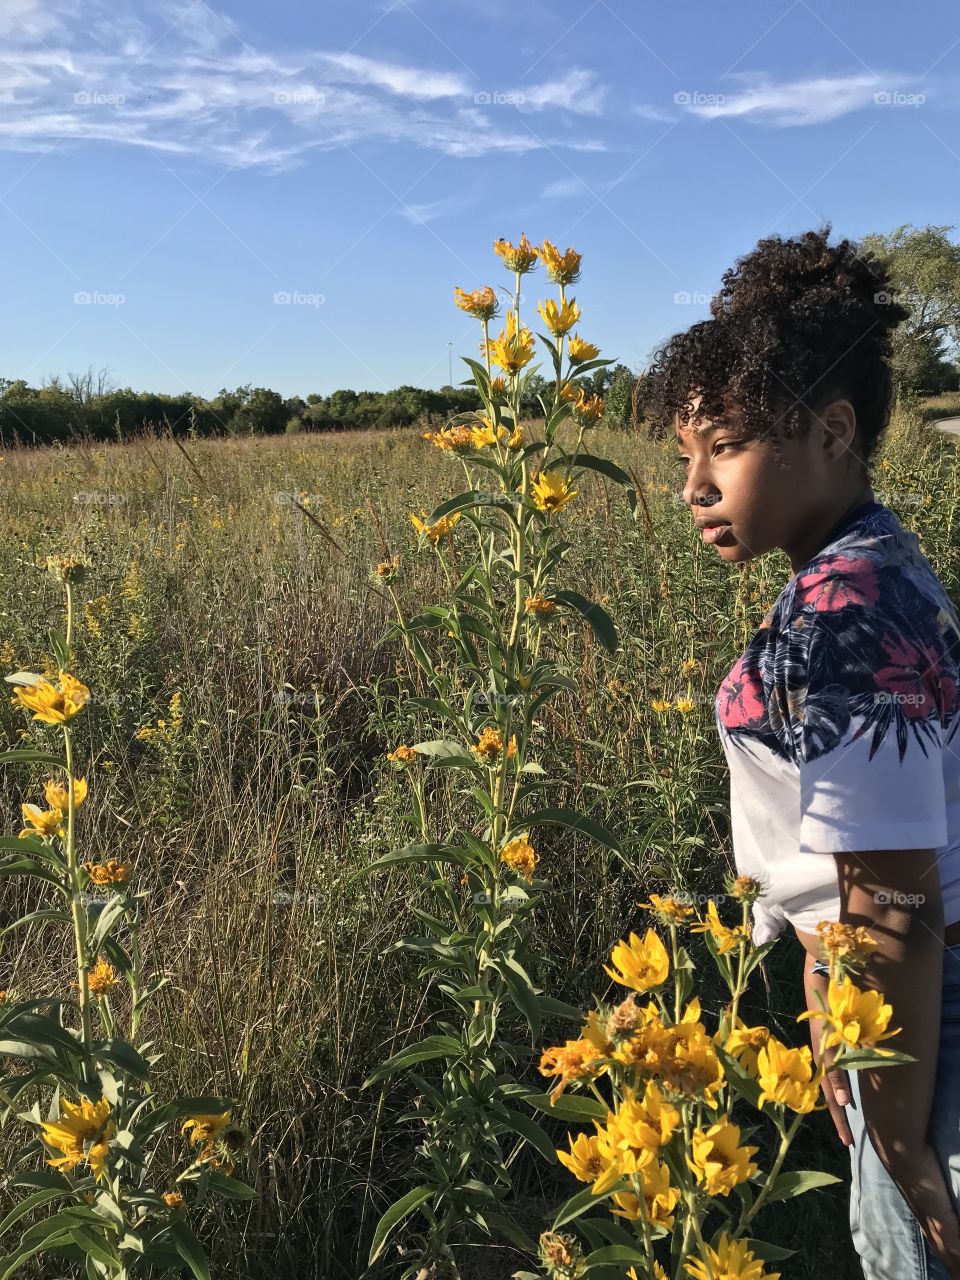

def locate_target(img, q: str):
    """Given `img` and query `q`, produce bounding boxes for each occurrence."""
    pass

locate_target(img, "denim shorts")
[845,941,960,1279]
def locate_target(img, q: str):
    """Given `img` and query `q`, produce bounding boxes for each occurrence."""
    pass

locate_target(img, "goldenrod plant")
[0,554,251,1279]
[358,236,638,1276]
[523,879,912,1280]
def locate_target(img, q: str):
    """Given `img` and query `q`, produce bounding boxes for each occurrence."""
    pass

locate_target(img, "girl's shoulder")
[717,503,960,760]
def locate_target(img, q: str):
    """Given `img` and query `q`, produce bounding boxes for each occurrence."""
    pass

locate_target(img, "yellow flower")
[650,698,672,714]
[722,1017,772,1077]
[12,672,91,724]
[596,1081,680,1183]
[603,929,669,994]
[181,1111,233,1169]
[499,834,539,882]
[756,1037,823,1114]
[681,657,699,674]
[375,554,401,579]
[409,510,462,544]
[538,239,582,286]
[19,804,64,839]
[386,743,418,765]
[470,727,517,761]
[796,976,901,1052]
[675,697,696,714]
[40,1096,115,1183]
[453,284,499,320]
[524,592,557,616]
[470,418,510,449]
[421,425,477,454]
[493,232,539,274]
[690,898,750,956]
[506,425,525,450]
[490,375,507,395]
[573,391,605,423]
[556,1131,607,1183]
[83,858,131,886]
[531,469,577,514]
[659,1002,726,1105]
[610,1158,678,1228]
[44,776,88,812]
[484,309,536,375]
[566,334,599,364]
[685,1233,780,1280]
[539,1039,605,1100]
[87,956,119,995]
[686,1116,759,1196]
[537,297,581,337]
[814,920,879,973]
[638,892,695,925]
[163,1191,184,1209]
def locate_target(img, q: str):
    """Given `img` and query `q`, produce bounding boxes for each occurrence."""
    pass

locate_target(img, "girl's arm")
[834,846,960,1278]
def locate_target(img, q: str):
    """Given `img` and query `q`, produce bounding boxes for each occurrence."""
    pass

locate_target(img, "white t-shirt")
[715,499,960,945]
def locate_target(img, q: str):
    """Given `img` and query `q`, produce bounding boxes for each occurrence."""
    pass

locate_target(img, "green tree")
[860,224,960,393]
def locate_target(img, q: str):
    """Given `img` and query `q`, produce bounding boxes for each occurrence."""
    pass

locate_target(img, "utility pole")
[447,341,453,388]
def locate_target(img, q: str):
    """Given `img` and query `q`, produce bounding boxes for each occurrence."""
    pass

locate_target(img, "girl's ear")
[816,398,858,459]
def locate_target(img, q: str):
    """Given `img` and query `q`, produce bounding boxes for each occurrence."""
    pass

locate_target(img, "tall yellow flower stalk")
[359,236,640,1276]
[1,553,251,1277]
[530,876,912,1278]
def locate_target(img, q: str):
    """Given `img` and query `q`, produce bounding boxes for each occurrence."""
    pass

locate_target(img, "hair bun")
[708,223,910,333]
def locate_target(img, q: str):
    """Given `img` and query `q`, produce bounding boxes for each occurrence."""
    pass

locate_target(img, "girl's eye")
[714,440,741,454]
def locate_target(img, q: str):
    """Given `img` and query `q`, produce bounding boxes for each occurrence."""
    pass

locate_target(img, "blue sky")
[0,0,958,400]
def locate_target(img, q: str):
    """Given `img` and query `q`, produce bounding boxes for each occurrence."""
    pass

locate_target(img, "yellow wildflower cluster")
[386,743,418,765]
[524,592,557,616]
[11,673,90,724]
[181,1110,241,1175]
[470,727,517,762]
[499,833,539,882]
[409,510,462,545]
[40,1096,115,1183]
[83,858,131,886]
[135,690,183,742]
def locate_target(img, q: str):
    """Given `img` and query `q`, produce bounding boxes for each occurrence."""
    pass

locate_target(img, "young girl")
[644,224,960,1280]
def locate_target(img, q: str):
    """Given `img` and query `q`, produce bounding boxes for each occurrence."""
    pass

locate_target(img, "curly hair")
[642,222,911,464]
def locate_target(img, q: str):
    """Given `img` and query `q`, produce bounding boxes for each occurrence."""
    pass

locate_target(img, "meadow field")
[1,402,958,1278]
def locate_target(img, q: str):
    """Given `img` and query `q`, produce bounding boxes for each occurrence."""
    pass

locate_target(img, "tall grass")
[0,403,957,1277]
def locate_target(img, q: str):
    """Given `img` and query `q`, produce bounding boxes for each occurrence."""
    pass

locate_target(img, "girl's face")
[674,391,873,572]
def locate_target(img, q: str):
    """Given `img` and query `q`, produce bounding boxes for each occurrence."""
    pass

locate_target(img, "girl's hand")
[802,951,853,1146]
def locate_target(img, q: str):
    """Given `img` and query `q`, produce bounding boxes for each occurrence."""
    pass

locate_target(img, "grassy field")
[1,403,958,1278]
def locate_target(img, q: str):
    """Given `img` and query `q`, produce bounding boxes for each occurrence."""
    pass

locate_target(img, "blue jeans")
[844,942,960,1279]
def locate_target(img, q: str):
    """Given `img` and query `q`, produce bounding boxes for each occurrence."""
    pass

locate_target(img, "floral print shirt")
[715,499,960,944]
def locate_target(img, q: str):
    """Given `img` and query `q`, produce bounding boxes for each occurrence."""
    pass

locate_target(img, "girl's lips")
[701,523,734,545]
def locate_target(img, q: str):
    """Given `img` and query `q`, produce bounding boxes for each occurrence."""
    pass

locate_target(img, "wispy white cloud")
[541,175,589,198]
[0,0,607,168]
[397,190,474,223]
[672,71,931,127]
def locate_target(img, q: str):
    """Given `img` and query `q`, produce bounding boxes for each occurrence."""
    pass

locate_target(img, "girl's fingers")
[829,1065,851,1108]
[820,1071,854,1146]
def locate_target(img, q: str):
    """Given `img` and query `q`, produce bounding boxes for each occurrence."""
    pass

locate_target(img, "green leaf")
[1,908,72,937]
[503,1109,556,1163]
[764,1169,842,1202]
[349,843,468,883]
[0,1012,81,1060]
[483,1211,538,1252]
[740,1237,797,1262]
[525,1090,607,1123]
[204,1169,257,1199]
[0,856,67,891]
[552,1183,624,1230]
[168,1218,211,1280]
[537,994,585,1021]
[583,1244,650,1268]
[550,590,618,654]
[361,1035,463,1089]
[0,750,68,768]
[520,807,621,852]
[89,897,127,953]
[567,453,636,489]
[714,1045,763,1109]
[837,1047,917,1069]
[0,1187,67,1238]
[367,1184,434,1264]
[95,1039,151,1082]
